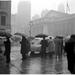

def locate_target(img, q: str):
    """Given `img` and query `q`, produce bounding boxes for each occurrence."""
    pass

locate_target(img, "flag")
[66,1,70,13]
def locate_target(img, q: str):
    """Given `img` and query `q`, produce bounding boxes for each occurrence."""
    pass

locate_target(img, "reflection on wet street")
[0,46,70,74]
[10,56,70,74]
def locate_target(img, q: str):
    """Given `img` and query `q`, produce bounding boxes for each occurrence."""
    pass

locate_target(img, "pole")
[66,0,70,14]
[29,21,31,37]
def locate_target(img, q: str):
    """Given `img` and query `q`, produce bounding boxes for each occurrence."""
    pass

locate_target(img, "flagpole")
[66,0,70,14]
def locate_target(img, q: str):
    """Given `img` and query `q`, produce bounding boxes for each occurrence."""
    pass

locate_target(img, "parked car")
[30,38,43,54]
[30,37,51,55]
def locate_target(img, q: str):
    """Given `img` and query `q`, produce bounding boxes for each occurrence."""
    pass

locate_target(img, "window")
[0,1,2,9]
[1,16,6,26]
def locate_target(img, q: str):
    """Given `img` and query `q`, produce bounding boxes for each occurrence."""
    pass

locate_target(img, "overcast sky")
[11,0,75,17]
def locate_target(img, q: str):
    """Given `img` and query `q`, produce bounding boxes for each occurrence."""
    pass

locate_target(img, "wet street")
[0,46,71,74]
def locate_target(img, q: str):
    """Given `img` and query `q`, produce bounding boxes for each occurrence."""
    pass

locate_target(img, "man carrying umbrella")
[0,32,12,64]
[35,34,48,56]
[4,36,11,64]
[20,36,30,60]
[40,37,48,56]
[14,33,30,60]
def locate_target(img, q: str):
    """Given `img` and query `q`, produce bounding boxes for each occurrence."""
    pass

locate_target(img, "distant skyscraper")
[16,1,31,34]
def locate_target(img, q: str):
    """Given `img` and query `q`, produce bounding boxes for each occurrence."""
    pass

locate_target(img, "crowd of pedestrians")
[1,34,75,74]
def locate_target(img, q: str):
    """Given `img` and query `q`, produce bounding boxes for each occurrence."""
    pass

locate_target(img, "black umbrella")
[0,32,12,38]
[55,36,63,39]
[35,33,48,38]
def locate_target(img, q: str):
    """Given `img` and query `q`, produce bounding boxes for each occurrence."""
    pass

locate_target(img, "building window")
[0,1,2,9]
[1,16,6,26]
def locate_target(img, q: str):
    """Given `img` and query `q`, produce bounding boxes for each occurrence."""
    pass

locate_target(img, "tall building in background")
[0,0,11,33]
[16,1,31,35]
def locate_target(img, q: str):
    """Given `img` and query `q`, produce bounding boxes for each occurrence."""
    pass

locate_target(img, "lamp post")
[29,21,32,37]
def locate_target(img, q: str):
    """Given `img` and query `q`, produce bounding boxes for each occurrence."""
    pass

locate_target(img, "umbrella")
[0,32,12,38]
[35,33,48,38]
[55,36,63,39]
[11,35,22,42]
[14,33,27,38]
[27,36,35,41]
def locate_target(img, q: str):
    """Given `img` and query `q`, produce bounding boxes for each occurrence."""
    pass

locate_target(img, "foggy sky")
[11,0,75,17]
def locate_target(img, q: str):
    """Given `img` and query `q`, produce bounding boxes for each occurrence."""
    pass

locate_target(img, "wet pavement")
[0,46,71,74]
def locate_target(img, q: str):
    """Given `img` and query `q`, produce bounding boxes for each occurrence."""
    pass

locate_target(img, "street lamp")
[29,21,32,37]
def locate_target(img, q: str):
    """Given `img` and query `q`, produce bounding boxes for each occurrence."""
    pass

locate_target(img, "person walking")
[20,36,30,60]
[65,35,75,74]
[47,39,55,56]
[54,37,62,59]
[4,37,11,64]
[40,37,48,56]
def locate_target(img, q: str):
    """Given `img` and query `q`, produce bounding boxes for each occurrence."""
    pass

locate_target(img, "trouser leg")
[6,54,10,63]
[22,53,27,60]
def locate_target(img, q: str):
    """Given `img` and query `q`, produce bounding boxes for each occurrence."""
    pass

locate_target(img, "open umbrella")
[35,33,48,38]
[11,35,22,42]
[0,32,12,38]
[55,36,63,39]
[14,33,27,38]
[27,36,35,41]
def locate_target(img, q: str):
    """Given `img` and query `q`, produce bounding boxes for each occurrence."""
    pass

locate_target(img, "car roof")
[35,38,43,40]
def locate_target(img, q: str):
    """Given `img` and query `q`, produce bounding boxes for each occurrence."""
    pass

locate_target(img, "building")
[11,14,17,34]
[30,10,75,37]
[0,0,11,33]
[15,1,31,34]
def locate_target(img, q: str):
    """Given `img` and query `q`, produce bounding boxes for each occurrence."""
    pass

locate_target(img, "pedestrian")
[40,37,48,56]
[0,50,9,74]
[4,37,11,64]
[20,36,30,60]
[64,35,75,74]
[47,39,55,56]
[54,37,62,59]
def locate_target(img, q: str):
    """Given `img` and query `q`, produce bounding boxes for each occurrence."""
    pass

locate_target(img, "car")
[46,36,54,40]
[30,38,43,54]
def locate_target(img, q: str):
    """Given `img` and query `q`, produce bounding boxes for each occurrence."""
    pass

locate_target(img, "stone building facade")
[30,10,75,37]
[0,0,11,33]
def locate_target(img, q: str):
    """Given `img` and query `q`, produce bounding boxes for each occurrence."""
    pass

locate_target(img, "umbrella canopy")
[55,36,63,39]
[14,33,27,38]
[27,36,35,41]
[35,33,48,38]
[11,35,22,42]
[0,32,12,38]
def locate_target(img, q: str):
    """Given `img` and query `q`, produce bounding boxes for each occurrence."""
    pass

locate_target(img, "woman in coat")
[20,36,30,60]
